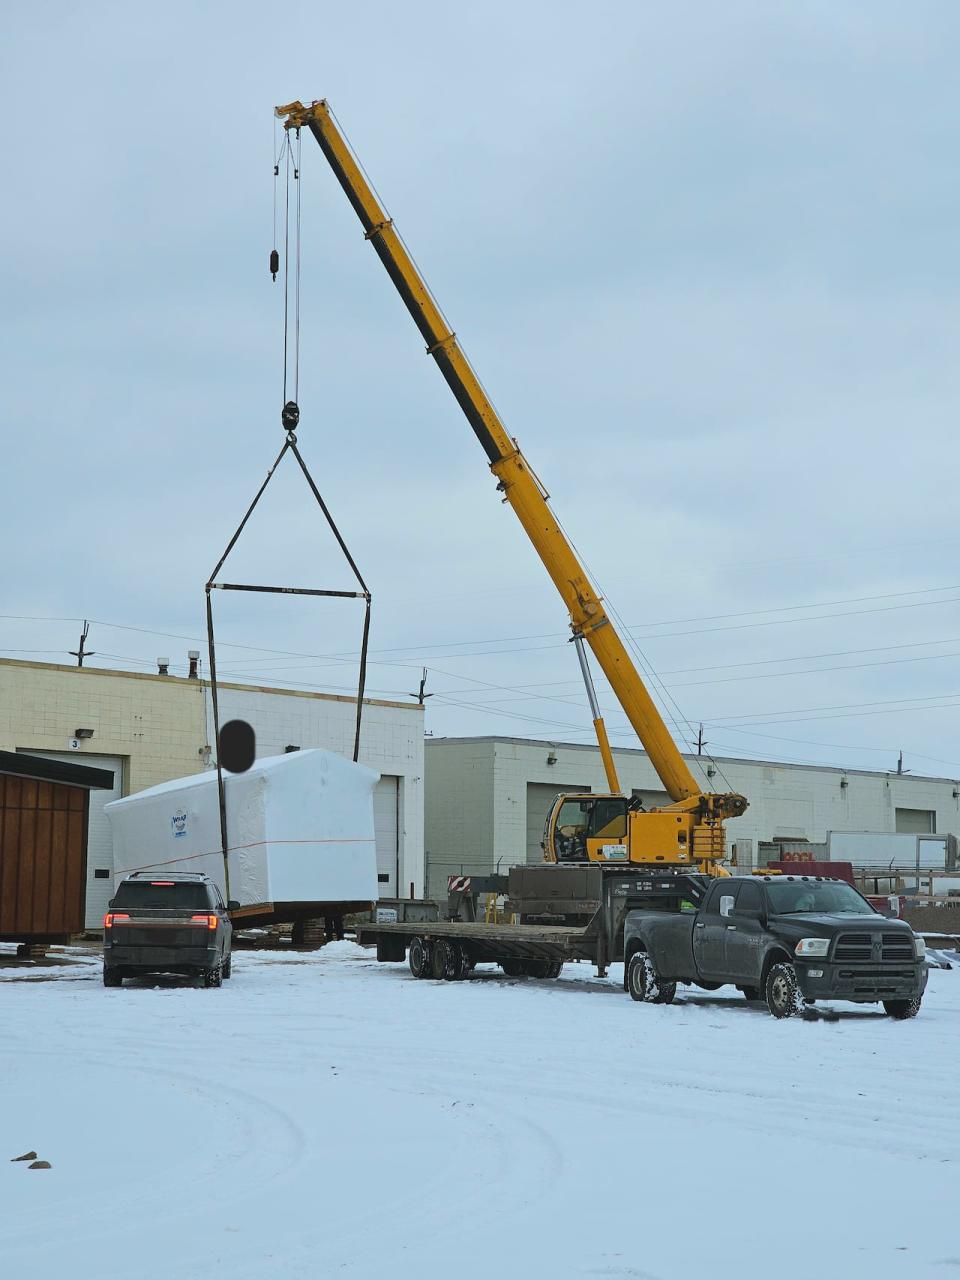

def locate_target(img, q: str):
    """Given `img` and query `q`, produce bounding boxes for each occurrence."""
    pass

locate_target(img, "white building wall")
[426,736,960,881]
[423,738,495,898]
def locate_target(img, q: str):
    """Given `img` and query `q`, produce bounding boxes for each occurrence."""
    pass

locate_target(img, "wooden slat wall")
[0,775,89,936]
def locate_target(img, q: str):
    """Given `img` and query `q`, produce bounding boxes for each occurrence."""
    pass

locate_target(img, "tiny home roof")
[0,750,114,790]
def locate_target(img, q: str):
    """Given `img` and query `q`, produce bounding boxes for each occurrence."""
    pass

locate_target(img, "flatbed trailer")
[357,865,709,981]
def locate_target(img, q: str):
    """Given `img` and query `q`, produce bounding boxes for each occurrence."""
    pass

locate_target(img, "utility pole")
[69,620,94,668]
[897,750,910,775]
[697,723,707,755]
[409,667,432,707]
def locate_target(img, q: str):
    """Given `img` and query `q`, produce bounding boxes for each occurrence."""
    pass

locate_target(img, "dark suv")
[103,872,236,988]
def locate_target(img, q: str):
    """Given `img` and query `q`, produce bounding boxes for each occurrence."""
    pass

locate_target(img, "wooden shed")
[0,751,114,943]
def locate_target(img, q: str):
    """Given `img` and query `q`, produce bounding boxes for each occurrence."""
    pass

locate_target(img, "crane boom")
[277,100,747,853]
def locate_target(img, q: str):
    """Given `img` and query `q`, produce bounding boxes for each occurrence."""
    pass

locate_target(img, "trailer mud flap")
[377,934,407,962]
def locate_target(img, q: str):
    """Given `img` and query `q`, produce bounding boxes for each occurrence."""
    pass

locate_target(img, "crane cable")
[272,124,302,417]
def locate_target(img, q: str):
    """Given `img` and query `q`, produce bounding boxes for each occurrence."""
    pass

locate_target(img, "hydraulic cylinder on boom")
[276,99,748,871]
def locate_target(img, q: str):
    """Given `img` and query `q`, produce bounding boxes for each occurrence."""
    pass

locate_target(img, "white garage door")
[526,782,589,863]
[21,750,124,929]
[373,776,399,897]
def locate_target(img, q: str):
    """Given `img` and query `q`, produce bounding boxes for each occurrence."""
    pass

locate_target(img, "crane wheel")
[500,960,525,978]
[408,936,432,979]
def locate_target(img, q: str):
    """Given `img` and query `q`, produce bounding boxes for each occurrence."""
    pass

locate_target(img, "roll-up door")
[373,776,399,896]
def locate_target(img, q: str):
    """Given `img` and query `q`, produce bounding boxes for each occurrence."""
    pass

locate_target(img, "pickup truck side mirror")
[227,900,240,912]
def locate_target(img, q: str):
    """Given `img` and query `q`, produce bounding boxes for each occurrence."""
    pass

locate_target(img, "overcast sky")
[3,2,960,779]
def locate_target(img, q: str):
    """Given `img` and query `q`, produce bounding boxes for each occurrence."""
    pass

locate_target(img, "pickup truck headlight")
[914,936,926,959]
[795,938,830,958]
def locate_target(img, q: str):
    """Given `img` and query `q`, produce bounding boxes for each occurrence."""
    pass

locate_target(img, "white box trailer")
[826,830,953,872]
[105,749,379,923]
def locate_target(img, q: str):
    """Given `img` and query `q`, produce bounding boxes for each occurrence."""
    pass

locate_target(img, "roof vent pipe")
[187,650,200,679]
[157,657,170,676]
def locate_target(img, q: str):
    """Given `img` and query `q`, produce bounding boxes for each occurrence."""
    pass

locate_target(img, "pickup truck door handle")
[726,924,737,931]
[694,922,705,929]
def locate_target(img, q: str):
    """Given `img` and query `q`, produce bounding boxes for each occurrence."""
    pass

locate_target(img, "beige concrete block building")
[0,658,424,926]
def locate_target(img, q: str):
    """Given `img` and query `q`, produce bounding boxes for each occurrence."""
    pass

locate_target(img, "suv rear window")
[113,881,212,910]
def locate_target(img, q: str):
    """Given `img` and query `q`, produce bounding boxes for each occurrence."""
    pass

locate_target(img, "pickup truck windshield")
[112,882,211,910]
[766,880,874,915]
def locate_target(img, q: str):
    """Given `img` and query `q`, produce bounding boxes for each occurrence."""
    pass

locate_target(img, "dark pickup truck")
[103,872,236,988]
[623,874,927,1018]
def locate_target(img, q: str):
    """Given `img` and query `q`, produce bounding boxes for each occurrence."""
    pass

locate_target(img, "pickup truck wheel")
[222,954,232,979]
[738,985,761,1001]
[204,964,223,989]
[765,962,801,1018]
[408,936,432,979]
[102,967,123,988]
[883,995,922,1019]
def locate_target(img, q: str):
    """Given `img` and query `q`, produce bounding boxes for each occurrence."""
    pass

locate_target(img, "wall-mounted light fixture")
[284,744,301,753]
[74,727,94,739]
[706,764,716,778]
[546,750,558,766]
[840,775,849,789]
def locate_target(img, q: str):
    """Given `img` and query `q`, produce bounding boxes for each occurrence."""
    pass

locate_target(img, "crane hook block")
[270,248,280,281]
[281,400,300,432]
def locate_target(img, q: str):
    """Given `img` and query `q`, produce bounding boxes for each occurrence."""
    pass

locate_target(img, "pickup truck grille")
[834,933,872,961]
[881,932,915,961]
[833,932,915,962]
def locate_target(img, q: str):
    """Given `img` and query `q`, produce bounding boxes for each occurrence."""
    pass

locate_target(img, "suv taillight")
[103,913,130,928]
[191,914,218,930]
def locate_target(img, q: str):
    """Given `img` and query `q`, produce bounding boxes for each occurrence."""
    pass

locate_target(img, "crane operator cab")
[548,795,629,862]
[542,792,705,867]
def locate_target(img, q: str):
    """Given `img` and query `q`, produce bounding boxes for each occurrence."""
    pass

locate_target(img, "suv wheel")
[103,967,123,988]
[883,995,922,1019]
[765,962,801,1018]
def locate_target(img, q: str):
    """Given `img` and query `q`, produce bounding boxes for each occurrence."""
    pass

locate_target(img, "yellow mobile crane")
[277,100,747,871]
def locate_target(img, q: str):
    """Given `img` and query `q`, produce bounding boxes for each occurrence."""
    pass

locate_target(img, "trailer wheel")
[501,960,525,978]
[546,960,563,979]
[438,940,464,981]
[408,936,432,979]
[765,962,801,1018]
[883,995,922,1019]
[431,939,454,980]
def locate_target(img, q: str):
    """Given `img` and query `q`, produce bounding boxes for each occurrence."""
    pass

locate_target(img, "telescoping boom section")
[276,99,748,869]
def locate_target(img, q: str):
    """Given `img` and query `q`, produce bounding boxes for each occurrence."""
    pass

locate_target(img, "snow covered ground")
[2,942,957,1280]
